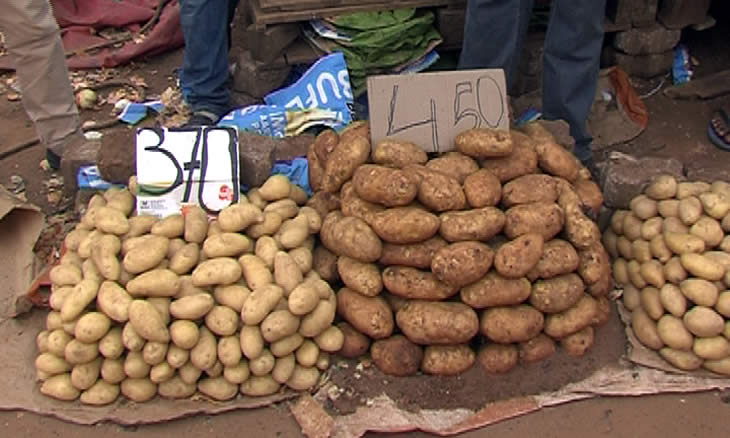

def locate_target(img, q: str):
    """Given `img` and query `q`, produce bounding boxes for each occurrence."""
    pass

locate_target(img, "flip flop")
[708,108,730,152]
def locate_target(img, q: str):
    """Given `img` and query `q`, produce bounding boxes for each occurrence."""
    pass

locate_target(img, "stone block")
[631,0,659,28]
[659,0,712,30]
[239,132,316,188]
[61,137,101,197]
[599,154,684,209]
[606,0,659,28]
[245,23,300,65]
[97,129,135,184]
[613,24,681,55]
[606,48,673,78]
[232,50,291,99]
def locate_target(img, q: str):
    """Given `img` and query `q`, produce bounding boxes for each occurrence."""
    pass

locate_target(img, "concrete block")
[600,155,684,209]
[613,24,681,55]
[606,48,673,78]
[232,50,291,99]
[659,0,712,29]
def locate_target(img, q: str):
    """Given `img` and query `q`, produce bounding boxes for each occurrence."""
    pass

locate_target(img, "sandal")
[708,108,730,151]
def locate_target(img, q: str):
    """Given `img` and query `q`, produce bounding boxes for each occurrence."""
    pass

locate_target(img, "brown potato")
[336,322,371,358]
[529,273,585,314]
[494,233,544,279]
[564,212,602,250]
[425,151,479,183]
[305,191,340,222]
[501,174,558,207]
[408,166,467,212]
[683,306,725,337]
[657,315,694,351]
[622,284,641,311]
[640,260,666,289]
[588,271,614,298]
[340,182,383,226]
[534,140,579,181]
[631,307,664,350]
[480,305,544,343]
[679,196,703,225]
[463,169,502,208]
[518,334,556,364]
[679,278,719,307]
[320,211,382,263]
[477,344,518,374]
[640,286,664,320]
[396,301,479,345]
[664,256,688,284]
[693,336,730,360]
[371,138,428,168]
[431,241,494,287]
[577,244,611,286]
[630,195,659,220]
[659,284,687,318]
[504,202,564,240]
[527,239,580,281]
[573,179,603,217]
[382,266,459,300]
[544,294,598,339]
[321,134,370,193]
[650,235,673,263]
[690,216,724,247]
[680,253,725,281]
[658,199,681,218]
[664,217,689,234]
[421,345,475,376]
[379,236,447,269]
[631,239,652,263]
[616,236,633,260]
[480,131,538,183]
[560,326,594,357]
[454,128,513,159]
[439,207,505,242]
[460,271,531,309]
[646,175,678,200]
[352,164,418,207]
[370,335,423,377]
[370,206,440,244]
[336,256,382,297]
[337,287,393,339]
[312,246,339,283]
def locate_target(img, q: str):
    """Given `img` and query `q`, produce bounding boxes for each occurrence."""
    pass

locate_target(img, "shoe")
[182,110,220,128]
[708,109,730,152]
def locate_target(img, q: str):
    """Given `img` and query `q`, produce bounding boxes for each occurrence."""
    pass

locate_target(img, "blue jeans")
[179,0,240,118]
[459,0,607,162]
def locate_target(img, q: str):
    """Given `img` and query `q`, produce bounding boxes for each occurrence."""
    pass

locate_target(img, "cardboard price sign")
[367,69,510,153]
[135,127,240,217]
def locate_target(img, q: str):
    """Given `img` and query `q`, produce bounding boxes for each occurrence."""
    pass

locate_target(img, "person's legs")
[179,0,237,123]
[1,0,81,169]
[542,0,607,164]
[458,0,534,92]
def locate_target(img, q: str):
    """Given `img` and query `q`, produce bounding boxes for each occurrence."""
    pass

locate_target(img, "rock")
[606,49,673,78]
[606,0,658,29]
[274,134,314,161]
[97,129,135,184]
[613,24,681,55]
[245,24,300,65]
[685,166,730,185]
[659,0,712,30]
[599,154,684,209]
[61,137,101,197]
[239,132,277,188]
[231,50,291,99]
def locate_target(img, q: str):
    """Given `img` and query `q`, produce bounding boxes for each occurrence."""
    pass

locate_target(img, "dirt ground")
[2,6,730,438]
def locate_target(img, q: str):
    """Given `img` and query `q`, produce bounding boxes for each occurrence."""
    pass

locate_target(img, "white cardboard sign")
[367,69,510,153]
[135,127,240,217]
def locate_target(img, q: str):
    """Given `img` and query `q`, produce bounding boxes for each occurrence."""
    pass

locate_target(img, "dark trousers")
[459,0,607,162]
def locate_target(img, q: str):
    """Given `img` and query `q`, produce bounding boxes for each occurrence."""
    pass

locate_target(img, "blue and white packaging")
[218,105,288,138]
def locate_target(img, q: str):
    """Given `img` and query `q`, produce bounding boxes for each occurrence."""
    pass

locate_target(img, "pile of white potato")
[35,174,341,404]
[604,175,730,374]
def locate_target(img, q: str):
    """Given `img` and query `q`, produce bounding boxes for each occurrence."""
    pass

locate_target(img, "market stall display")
[605,176,730,375]
[307,121,614,376]
[37,175,332,403]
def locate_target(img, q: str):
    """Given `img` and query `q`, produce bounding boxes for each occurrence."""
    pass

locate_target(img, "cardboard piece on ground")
[0,186,44,319]
[135,127,241,218]
[367,69,510,153]
[0,310,296,425]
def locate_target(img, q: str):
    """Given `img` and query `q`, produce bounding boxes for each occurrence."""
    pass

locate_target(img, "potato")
[680,253,725,282]
[246,212,283,240]
[126,269,180,297]
[630,195,658,220]
[677,181,711,199]
[480,134,538,183]
[305,192,341,226]
[477,344,518,374]
[249,349,275,376]
[381,266,459,301]
[638,286,663,320]
[167,321,199,351]
[378,238,447,271]
[500,174,557,208]
[269,354,296,384]
[278,216,310,250]
[221,361,251,385]
[193,376,237,401]
[122,235,168,275]
[240,375,280,396]
[35,352,72,375]
[257,175,291,202]
[683,306,725,337]
[180,206,208,244]
[429,241,494,288]
[396,301,478,345]
[36,330,51,354]
[99,358,123,385]
[678,196,703,226]
[700,192,730,219]
[417,344,474,376]
[630,308,664,350]
[237,255,272,292]
[573,179,603,216]
[350,164,418,207]
[121,321,145,352]
[295,340,319,368]
[50,264,82,288]
[89,235,121,281]
[264,199,298,221]
[149,361,175,383]
[615,237,632,261]
[320,212,382,262]
[621,284,641,311]
[124,215,158,239]
[529,273,584,314]
[313,325,344,353]
[334,322,370,359]
[123,350,150,379]
[645,175,678,200]
[515,334,555,364]
[656,199,680,218]
[253,236,279,269]
[236,325,264,361]
[577,243,611,286]
[175,362,201,385]
[639,260,665,289]
[715,291,730,318]
[191,257,242,287]
[611,258,629,287]
[664,232,706,255]
[60,279,99,323]
[319,134,369,192]
[628,260,648,289]
[663,257,688,285]
[94,207,130,235]
[70,357,103,391]
[544,294,598,339]
[664,217,690,234]
[40,374,80,401]
[240,283,282,325]
[503,202,564,241]
[285,284,318,316]
[680,278,719,307]
[689,217,724,248]
[657,348,703,371]
[481,305,544,344]
[269,333,304,358]
[560,326,594,357]
[149,214,184,239]
[190,326,217,371]
[401,166,465,212]
[693,336,730,360]
[331,256,381,298]
[454,127,512,159]
[459,169,502,209]
[120,378,157,402]
[659,284,687,318]
[212,284,250,313]
[369,206,440,245]
[494,233,544,279]
[534,140,579,181]
[199,234,252,260]
[260,310,300,343]
[337,288,393,339]
[285,365,320,391]
[217,203,264,233]
[128,300,169,343]
[168,242,199,275]
[80,380,120,405]
[703,357,730,375]
[461,272,531,309]
[199,305,238,338]
[647,235,671,263]
[371,138,428,168]
[73,312,110,344]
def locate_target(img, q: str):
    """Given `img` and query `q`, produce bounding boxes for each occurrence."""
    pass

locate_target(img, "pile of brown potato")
[36,174,336,404]
[305,121,613,376]
[605,176,730,375]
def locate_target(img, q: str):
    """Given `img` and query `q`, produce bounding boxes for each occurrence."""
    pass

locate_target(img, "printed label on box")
[135,127,240,218]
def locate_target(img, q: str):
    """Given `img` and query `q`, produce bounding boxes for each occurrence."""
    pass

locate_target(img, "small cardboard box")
[135,127,240,217]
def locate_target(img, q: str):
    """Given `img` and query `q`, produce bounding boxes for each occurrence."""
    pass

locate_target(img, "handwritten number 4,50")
[454,76,505,130]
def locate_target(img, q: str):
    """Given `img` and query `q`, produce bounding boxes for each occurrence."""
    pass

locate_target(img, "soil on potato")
[325,304,625,414]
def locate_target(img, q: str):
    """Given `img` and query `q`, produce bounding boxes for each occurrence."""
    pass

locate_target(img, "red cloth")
[0,0,183,70]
